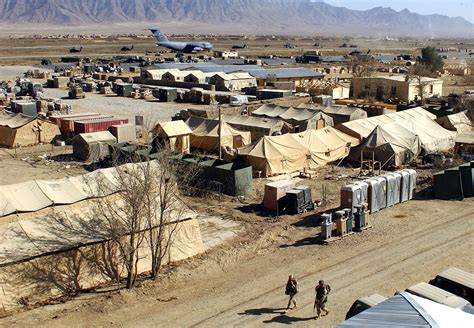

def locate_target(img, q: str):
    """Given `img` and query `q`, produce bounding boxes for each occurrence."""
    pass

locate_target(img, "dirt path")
[2,198,473,328]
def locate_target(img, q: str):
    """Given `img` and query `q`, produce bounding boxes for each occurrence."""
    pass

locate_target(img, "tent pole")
[218,103,222,160]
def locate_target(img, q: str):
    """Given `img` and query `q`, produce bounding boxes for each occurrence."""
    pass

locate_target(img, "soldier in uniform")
[314,279,331,319]
[285,275,298,311]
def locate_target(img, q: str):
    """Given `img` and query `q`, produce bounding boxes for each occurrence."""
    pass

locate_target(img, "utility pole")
[218,103,222,160]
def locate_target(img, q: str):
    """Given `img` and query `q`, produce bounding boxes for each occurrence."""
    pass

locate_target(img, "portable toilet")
[353,181,369,205]
[399,170,411,203]
[340,184,362,215]
[402,169,417,200]
[365,177,387,213]
[384,172,401,207]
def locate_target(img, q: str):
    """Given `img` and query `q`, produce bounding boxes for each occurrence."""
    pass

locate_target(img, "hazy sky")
[320,0,473,23]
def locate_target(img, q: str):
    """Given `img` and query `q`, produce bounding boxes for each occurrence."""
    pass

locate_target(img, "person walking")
[284,275,298,312]
[314,280,331,319]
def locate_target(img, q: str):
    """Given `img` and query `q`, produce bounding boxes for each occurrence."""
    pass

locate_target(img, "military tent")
[152,120,192,154]
[186,116,251,151]
[0,111,60,147]
[238,127,358,176]
[435,112,472,134]
[72,131,117,161]
[323,106,368,125]
[252,104,333,130]
[337,107,455,154]
[351,123,421,167]
[222,114,285,140]
[0,199,204,311]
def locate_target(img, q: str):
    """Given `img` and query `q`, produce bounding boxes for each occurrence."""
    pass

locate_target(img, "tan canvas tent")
[337,107,454,154]
[252,104,334,130]
[0,181,53,213]
[435,112,472,134]
[72,131,117,161]
[153,120,192,153]
[186,116,251,151]
[0,206,204,311]
[351,123,421,167]
[322,106,368,125]
[238,127,358,176]
[296,127,359,167]
[0,111,60,147]
[238,133,309,176]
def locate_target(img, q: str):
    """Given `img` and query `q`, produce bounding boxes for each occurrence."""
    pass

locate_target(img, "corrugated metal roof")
[247,68,324,79]
[148,63,324,79]
[337,293,433,327]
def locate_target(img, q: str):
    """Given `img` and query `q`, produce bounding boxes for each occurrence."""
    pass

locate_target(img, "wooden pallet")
[321,231,355,244]
[354,224,373,232]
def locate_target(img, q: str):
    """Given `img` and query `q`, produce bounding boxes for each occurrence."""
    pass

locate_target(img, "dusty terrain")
[0,162,472,327]
[0,35,473,327]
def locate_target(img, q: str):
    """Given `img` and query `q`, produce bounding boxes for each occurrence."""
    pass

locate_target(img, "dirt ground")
[0,164,472,328]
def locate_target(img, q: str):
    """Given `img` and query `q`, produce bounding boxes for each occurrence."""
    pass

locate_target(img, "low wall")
[132,78,214,91]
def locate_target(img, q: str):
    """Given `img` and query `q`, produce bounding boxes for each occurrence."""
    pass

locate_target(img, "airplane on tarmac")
[150,27,213,53]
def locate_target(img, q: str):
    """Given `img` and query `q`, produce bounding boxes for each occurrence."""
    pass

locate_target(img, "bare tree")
[91,165,149,289]
[144,146,203,279]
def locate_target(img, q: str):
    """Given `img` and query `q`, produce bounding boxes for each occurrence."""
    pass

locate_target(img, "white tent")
[337,107,455,154]
[436,112,472,134]
[352,123,421,167]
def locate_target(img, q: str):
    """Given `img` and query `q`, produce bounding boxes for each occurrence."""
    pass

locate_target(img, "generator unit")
[320,213,333,241]
[286,185,314,214]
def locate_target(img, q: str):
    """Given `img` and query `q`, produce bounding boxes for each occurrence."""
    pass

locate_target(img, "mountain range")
[0,0,472,37]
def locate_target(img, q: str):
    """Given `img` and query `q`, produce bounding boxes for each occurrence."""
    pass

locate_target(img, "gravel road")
[1,197,472,328]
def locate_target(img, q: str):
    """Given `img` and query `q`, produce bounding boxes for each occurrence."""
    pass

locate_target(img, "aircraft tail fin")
[150,27,169,42]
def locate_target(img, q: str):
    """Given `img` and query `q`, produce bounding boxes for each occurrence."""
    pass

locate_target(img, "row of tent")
[252,104,335,130]
[0,162,160,217]
[237,127,359,177]
[341,108,470,167]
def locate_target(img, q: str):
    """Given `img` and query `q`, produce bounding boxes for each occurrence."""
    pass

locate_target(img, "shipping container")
[59,114,109,134]
[116,83,133,97]
[50,112,99,124]
[74,117,128,134]
[157,87,178,102]
[256,89,292,100]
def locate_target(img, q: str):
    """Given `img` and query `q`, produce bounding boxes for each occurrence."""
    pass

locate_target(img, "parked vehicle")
[230,95,249,106]
[429,267,474,305]
[345,294,387,319]
[406,282,471,312]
